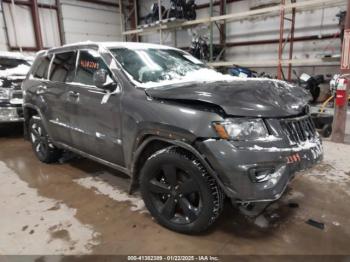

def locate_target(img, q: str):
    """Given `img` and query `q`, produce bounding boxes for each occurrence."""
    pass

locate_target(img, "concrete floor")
[1,123,350,256]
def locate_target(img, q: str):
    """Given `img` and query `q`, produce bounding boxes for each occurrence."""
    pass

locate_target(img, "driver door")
[66,49,124,166]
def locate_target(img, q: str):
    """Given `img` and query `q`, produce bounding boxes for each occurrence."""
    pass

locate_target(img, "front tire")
[29,117,62,163]
[140,146,224,234]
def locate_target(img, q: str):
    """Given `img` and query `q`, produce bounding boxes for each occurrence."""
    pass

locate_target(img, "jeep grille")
[280,116,316,144]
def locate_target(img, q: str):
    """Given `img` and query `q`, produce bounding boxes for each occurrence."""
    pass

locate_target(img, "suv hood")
[145,79,311,117]
[0,64,30,79]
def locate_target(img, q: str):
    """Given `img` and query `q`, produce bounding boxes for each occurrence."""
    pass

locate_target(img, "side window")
[31,55,51,79]
[49,51,77,83]
[75,50,112,86]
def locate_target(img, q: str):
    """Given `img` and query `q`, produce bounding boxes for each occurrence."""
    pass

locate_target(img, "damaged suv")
[23,42,323,233]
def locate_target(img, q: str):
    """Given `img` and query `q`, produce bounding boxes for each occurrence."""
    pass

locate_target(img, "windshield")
[108,48,214,86]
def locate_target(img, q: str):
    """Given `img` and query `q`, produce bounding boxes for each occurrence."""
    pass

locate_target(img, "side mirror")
[93,69,107,89]
[93,69,117,92]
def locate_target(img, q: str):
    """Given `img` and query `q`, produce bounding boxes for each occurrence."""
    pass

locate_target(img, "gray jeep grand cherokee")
[22,42,323,233]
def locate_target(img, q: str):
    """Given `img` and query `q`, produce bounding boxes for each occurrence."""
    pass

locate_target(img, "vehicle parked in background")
[293,71,323,103]
[228,65,274,79]
[0,52,32,123]
[22,42,323,234]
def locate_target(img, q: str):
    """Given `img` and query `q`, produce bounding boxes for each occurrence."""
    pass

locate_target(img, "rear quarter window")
[49,51,77,82]
[31,55,51,79]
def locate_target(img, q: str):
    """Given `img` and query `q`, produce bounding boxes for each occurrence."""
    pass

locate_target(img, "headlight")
[213,118,268,141]
[0,88,11,100]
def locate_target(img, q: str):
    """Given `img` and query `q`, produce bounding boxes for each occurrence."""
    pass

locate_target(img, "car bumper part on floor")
[198,138,323,202]
[0,107,24,123]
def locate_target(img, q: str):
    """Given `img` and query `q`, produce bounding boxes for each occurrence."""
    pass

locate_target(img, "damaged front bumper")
[197,137,323,203]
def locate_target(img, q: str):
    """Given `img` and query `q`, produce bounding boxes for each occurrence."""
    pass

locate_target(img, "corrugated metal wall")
[60,0,122,44]
[0,0,122,51]
[0,4,8,50]
[2,2,37,49]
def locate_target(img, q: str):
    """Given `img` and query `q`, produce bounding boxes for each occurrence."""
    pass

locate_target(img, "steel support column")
[209,0,213,62]
[287,2,296,81]
[31,0,43,50]
[277,0,286,80]
[219,0,226,47]
[331,0,350,143]
[56,0,64,45]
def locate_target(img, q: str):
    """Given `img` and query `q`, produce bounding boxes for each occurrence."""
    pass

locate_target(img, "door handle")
[68,91,80,98]
[36,85,47,95]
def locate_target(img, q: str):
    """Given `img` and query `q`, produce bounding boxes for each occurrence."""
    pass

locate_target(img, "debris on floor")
[306,219,325,230]
[332,221,340,227]
[288,202,299,208]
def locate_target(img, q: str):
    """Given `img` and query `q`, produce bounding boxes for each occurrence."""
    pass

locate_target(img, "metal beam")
[331,0,350,143]
[56,0,65,45]
[2,0,58,9]
[196,0,243,10]
[31,0,43,50]
[209,0,213,61]
[219,0,226,50]
[277,0,286,80]
[224,33,337,47]
[287,2,296,81]
[77,0,119,7]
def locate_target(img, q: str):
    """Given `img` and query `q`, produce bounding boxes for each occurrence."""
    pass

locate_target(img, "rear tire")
[140,146,224,234]
[29,117,62,163]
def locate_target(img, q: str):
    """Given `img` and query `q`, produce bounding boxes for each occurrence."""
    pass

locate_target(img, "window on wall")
[2,3,61,50]
[75,50,112,86]
[49,52,77,82]
[31,55,51,79]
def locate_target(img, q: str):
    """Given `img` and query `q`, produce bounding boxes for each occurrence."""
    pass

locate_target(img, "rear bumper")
[198,137,323,202]
[0,106,24,123]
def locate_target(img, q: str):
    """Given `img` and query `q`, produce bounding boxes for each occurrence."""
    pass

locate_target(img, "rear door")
[44,51,77,145]
[66,49,124,166]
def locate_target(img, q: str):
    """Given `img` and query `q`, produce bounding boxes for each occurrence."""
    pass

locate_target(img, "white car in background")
[0,51,32,123]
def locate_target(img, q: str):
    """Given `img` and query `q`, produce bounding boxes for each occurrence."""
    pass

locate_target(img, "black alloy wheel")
[29,117,61,163]
[148,164,202,224]
[140,146,224,234]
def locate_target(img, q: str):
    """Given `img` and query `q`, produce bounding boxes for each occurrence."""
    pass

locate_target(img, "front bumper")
[198,137,323,202]
[0,106,24,123]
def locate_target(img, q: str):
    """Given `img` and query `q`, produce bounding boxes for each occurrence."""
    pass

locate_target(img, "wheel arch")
[23,104,42,140]
[23,103,52,140]
[129,136,229,197]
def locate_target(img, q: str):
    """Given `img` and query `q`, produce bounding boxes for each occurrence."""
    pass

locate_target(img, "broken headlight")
[0,88,11,100]
[213,118,268,141]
